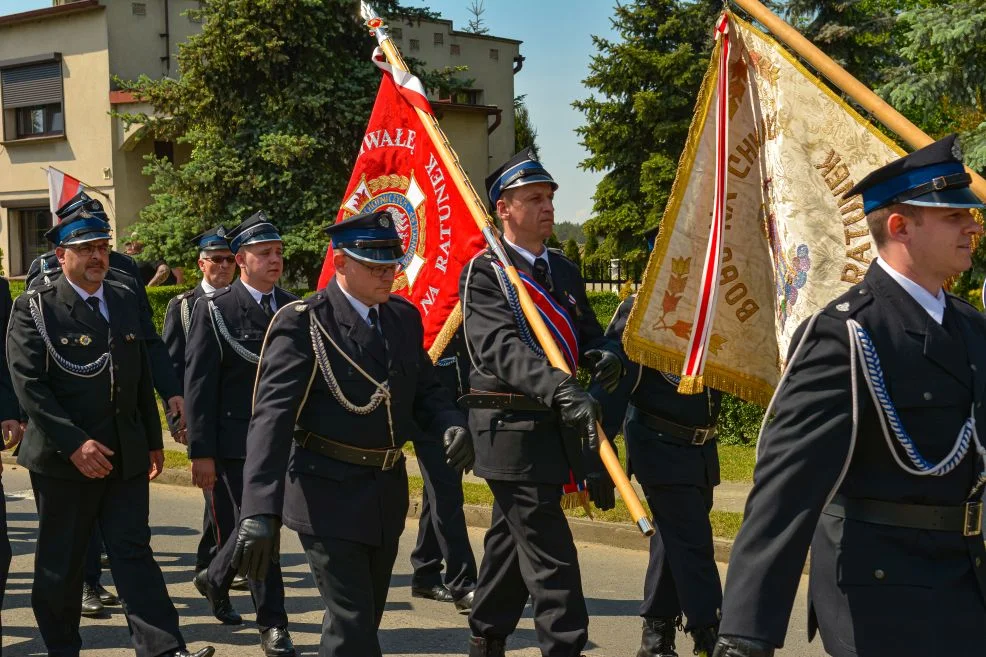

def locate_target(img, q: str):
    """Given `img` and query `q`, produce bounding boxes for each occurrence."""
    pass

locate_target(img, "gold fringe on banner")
[560,490,593,518]
[427,301,463,363]
[676,375,704,395]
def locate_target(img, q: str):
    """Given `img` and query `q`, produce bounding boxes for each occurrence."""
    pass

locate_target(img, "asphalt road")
[0,464,826,656]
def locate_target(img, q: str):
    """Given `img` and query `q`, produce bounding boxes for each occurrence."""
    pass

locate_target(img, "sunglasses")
[203,255,236,265]
[67,244,110,257]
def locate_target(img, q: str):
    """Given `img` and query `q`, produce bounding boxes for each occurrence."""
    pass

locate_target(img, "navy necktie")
[260,293,273,318]
[532,257,553,292]
[85,297,105,322]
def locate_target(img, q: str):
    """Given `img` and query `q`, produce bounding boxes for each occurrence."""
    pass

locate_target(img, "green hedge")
[11,283,767,444]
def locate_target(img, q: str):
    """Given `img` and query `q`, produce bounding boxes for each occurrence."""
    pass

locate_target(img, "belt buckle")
[692,427,714,445]
[381,448,400,471]
[963,501,983,537]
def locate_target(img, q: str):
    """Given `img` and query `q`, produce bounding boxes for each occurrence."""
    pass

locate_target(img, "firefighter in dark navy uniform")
[229,210,474,657]
[0,273,22,648]
[712,136,986,657]
[409,328,480,613]
[7,207,213,657]
[184,212,296,657]
[459,148,626,657]
[161,226,239,581]
[593,229,723,657]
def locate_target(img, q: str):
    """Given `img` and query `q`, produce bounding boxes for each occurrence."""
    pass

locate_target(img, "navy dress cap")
[485,147,558,206]
[55,191,109,223]
[191,225,230,252]
[844,134,986,213]
[226,211,281,253]
[325,210,404,265]
[44,205,112,247]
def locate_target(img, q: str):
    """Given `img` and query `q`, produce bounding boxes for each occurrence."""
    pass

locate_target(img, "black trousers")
[300,532,400,657]
[0,478,12,653]
[195,487,222,571]
[83,524,103,587]
[30,471,183,657]
[469,480,588,657]
[639,483,722,630]
[206,457,287,630]
[409,440,477,598]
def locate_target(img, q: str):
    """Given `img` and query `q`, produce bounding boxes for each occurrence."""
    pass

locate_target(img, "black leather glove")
[585,471,615,510]
[584,348,623,394]
[231,514,280,581]
[711,635,775,657]
[552,379,602,452]
[443,426,474,473]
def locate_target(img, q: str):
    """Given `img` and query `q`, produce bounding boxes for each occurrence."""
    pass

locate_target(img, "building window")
[132,2,147,16]
[444,89,483,105]
[409,38,420,52]
[489,48,499,61]
[15,207,51,272]
[154,140,175,164]
[1,57,64,141]
[390,27,402,40]
[450,44,461,56]
[433,32,444,45]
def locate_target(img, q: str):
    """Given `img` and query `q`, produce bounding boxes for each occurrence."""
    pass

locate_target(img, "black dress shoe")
[260,626,296,657]
[454,590,475,614]
[193,569,242,625]
[411,583,454,602]
[81,583,104,617]
[95,583,119,605]
[162,648,216,657]
[231,573,250,591]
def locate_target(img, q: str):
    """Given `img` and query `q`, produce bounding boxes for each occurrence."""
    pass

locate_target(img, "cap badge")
[379,213,390,228]
[952,138,963,161]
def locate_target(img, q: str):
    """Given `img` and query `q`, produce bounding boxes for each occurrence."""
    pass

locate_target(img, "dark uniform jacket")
[161,285,207,393]
[7,276,163,481]
[0,278,18,422]
[594,294,721,488]
[459,245,619,484]
[27,251,182,401]
[434,329,470,402]
[239,278,465,546]
[185,279,296,461]
[719,263,986,656]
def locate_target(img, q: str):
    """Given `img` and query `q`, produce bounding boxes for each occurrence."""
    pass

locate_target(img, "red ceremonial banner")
[317,60,485,353]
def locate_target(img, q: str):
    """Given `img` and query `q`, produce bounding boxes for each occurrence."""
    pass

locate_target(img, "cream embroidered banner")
[624,13,904,406]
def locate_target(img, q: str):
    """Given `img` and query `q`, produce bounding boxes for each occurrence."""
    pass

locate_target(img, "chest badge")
[836,302,850,312]
[79,335,92,346]
[125,333,136,343]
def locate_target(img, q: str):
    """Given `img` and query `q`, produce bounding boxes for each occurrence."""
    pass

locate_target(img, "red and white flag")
[317,48,486,354]
[46,166,84,215]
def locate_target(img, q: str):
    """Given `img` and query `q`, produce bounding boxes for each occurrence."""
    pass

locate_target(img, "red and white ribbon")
[371,47,432,115]
[679,14,730,393]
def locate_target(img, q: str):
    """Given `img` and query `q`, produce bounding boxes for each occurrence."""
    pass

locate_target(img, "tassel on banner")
[677,375,705,395]
[560,490,593,519]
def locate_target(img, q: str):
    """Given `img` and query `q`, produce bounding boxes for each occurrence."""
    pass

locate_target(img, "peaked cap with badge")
[191,225,230,252]
[226,211,281,253]
[485,147,558,207]
[45,191,112,246]
[844,134,986,213]
[325,210,404,265]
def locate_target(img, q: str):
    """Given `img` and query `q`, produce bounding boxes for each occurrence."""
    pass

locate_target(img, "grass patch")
[164,450,190,470]
[719,444,756,482]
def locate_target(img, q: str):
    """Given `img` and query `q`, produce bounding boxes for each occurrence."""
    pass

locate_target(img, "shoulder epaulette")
[208,285,232,300]
[822,281,874,317]
[104,279,132,293]
[23,282,54,297]
[947,292,978,312]
[388,294,416,310]
[176,288,196,300]
[298,289,327,310]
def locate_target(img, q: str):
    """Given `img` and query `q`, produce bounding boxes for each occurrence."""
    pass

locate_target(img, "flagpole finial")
[360,1,390,43]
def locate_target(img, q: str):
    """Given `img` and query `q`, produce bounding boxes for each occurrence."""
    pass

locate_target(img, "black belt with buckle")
[293,430,403,471]
[627,405,716,445]
[824,493,984,537]
[458,390,548,411]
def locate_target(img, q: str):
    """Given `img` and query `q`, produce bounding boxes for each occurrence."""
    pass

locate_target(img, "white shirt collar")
[875,257,946,324]
[504,237,550,271]
[337,282,379,326]
[66,279,109,321]
[240,279,277,313]
[200,280,217,294]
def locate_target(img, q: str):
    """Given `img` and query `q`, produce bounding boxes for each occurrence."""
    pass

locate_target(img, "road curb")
[3,454,736,562]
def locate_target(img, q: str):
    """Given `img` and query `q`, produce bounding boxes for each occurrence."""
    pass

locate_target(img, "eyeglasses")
[203,255,236,265]
[350,257,399,278]
[67,244,110,257]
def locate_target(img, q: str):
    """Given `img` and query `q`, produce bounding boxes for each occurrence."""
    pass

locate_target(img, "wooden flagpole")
[731,0,986,203]
[359,2,655,536]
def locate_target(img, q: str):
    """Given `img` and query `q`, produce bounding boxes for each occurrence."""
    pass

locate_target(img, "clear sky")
[3,0,620,224]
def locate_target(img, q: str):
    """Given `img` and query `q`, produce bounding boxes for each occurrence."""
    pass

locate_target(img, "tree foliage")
[117,0,437,287]
[514,95,540,160]
[574,0,722,271]
[464,0,489,35]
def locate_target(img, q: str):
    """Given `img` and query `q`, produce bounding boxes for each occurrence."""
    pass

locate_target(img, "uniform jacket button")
[976,557,982,568]
[226,411,231,417]
[923,392,933,401]
[496,420,504,427]
[873,569,885,580]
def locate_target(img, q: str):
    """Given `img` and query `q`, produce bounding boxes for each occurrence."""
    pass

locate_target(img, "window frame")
[0,53,65,143]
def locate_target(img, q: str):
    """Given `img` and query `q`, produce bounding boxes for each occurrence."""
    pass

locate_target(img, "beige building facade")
[0,1,520,277]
